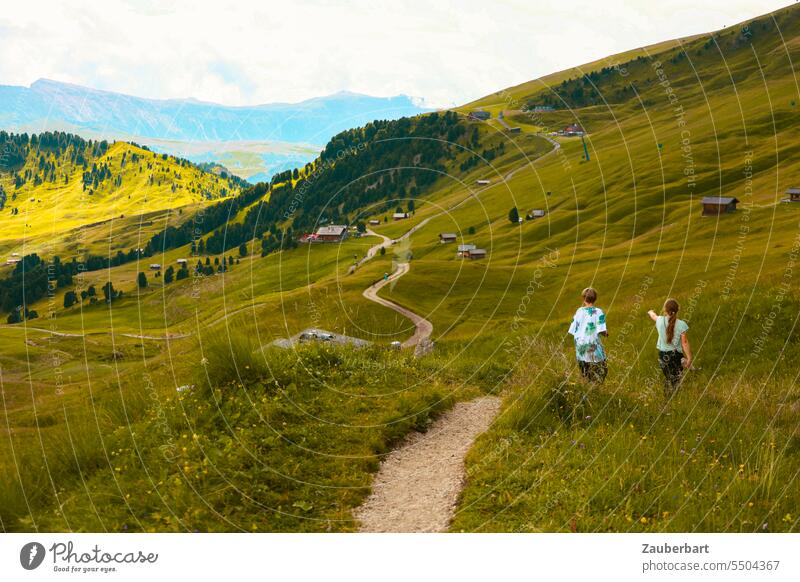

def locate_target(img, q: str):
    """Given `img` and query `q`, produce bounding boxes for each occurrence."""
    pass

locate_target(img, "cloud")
[0,0,791,108]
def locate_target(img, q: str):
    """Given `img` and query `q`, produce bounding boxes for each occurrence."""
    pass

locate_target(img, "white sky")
[0,0,794,107]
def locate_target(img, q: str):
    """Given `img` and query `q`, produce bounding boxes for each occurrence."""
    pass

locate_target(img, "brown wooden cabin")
[701,196,739,216]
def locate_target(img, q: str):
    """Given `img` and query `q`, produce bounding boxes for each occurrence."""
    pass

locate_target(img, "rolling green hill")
[0,132,244,257]
[1,4,799,533]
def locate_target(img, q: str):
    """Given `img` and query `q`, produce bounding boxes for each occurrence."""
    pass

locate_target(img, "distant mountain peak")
[0,78,431,146]
[31,78,102,92]
[23,78,423,112]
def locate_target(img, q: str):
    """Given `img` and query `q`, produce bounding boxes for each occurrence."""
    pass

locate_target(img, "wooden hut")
[701,196,739,216]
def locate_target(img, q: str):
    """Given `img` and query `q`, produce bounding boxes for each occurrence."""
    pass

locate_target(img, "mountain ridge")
[0,78,431,144]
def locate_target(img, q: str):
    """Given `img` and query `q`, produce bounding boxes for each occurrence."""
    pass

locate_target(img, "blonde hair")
[582,287,597,304]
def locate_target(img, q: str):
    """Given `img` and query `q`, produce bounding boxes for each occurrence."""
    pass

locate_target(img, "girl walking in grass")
[568,287,608,383]
[647,298,693,395]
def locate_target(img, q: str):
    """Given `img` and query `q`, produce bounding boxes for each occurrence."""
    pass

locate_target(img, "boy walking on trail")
[568,287,608,383]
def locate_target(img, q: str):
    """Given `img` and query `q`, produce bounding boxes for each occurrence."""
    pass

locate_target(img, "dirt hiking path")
[361,262,432,348]
[354,396,501,532]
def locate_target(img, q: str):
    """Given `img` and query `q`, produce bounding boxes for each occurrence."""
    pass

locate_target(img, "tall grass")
[453,333,800,532]
[1,336,463,532]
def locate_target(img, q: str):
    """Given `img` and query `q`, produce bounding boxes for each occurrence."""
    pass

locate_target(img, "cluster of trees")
[62,284,101,308]
[201,197,298,257]
[0,131,107,181]
[141,181,269,257]
[0,253,138,320]
[193,255,238,277]
[195,162,249,189]
[525,20,766,114]
[82,161,114,191]
[525,66,644,110]
[3,253,227,318]
[262,111,468,232]
[60,253,241,311]
[459,141,506,173]
[61,260,198,310]
[0,254,73,316]
[0,180,266,318]
[6,307,39,324]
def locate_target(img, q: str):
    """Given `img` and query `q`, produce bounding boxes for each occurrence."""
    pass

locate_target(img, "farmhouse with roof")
[563,124,585,136]
[439,233,457,243]
[701,196,739,216]
[468,110,491,121]
[314,225,349,242]
[456,244,476,258]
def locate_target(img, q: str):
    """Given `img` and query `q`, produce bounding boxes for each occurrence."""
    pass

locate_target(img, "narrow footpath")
[354,396,501,532]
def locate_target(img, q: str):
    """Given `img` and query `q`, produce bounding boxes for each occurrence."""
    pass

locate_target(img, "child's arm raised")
[647,309,658,322]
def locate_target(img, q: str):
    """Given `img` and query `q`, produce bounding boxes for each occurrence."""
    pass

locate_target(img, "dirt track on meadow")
[354,396,501,532]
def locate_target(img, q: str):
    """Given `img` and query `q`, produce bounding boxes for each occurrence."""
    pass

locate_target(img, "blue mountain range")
[0,79,430,144]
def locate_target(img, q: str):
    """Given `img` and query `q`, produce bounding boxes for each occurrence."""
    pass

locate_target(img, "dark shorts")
[658,350,684,390]
[579,360,607,383]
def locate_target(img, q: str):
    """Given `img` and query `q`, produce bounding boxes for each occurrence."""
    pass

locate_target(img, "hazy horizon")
[1,0,794,108]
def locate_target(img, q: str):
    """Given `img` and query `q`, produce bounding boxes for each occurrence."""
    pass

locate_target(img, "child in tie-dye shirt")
[568,287,608,383]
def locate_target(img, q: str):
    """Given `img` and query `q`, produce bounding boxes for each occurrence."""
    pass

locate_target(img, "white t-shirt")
[568,306,607,362]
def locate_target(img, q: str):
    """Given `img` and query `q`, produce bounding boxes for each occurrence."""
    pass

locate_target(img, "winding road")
[357,132,558,348]
[362,262,433,348]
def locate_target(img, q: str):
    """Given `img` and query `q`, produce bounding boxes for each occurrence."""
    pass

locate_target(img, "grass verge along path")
[354,396,501,532]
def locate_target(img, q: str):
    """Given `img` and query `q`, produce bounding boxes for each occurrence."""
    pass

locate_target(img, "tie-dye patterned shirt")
[568,306,607,362]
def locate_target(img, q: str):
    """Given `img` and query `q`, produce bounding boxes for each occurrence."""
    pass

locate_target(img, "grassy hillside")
[384,4,800,342]
[2,4,800,533]
[2,340,484,532]
[0,132,243,257]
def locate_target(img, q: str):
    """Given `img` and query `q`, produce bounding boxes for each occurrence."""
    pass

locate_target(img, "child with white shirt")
[568,287,608,383]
